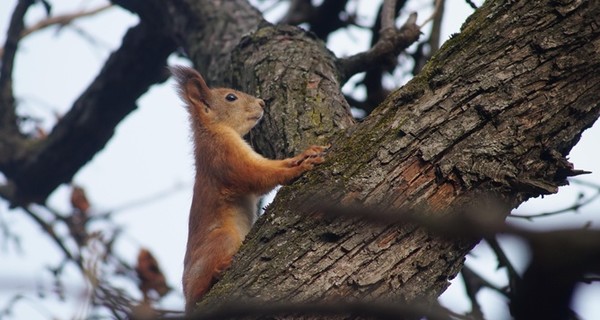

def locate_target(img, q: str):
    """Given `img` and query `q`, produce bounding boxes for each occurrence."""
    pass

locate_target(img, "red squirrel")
[170,66,328,313]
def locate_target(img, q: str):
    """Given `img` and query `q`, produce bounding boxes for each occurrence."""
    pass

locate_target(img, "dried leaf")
[135,249,170,301]
[70,185,90,213]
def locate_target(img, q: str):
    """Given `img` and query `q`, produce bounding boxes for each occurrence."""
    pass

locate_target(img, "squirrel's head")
[170,66,265,136]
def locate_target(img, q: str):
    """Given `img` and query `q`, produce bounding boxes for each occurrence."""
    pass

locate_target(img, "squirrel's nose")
[258,99,265,109]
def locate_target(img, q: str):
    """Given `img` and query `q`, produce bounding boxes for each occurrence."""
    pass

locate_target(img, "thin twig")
[581,276,600,283]
[20,4,113,38]
[0,3,112,68]
[465,0,478,10]
[485,236,520,295]
[91,181,190,220]
[463,265,508,297]
[461,266,489,319]
[419,0,444,28]
[570,178,600,189]
[23,204,141,316]
[21,206,82,268]
[509,190,600,220]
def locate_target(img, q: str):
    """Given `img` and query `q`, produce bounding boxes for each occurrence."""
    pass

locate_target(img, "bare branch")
[380,0,397,32]
[509,190,600,220]
[570,179,600,189]
[419,0,444,28]
[91,181,190,220]
[21,4,112,39]
[1,21,175,204]
[0,0,34,134]
[337,12,421,83]
[413,0,446,74]
[21,206,81,267]
[356,0,407,115]
[485,236,520,294]
[465,0,479,10]
[461,266,496,319]
[429,0,445,53]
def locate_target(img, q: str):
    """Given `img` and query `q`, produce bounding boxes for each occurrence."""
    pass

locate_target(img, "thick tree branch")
[134,0,354,158]
[1,21,175,204]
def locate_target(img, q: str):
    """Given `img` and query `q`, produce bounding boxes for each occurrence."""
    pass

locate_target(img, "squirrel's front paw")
[303,144,330,157]
[301,155,325,169]
[291,144,330,166]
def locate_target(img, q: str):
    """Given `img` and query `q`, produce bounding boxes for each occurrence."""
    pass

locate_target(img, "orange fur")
[170,66,328,313]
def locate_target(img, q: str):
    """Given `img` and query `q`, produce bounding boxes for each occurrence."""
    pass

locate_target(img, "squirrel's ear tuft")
[169,66,211,108]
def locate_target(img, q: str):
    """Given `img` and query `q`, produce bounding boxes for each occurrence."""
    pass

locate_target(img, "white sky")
[0,0,599,319]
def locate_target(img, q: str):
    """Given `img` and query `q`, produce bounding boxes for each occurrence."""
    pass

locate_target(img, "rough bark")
[232,25,355,159]
[190,0,600,312]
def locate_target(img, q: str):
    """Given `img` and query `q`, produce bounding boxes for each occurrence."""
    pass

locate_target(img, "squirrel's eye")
[225,93,238,102]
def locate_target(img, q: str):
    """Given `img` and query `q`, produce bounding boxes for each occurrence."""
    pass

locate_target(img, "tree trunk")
[166,0,600,311]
